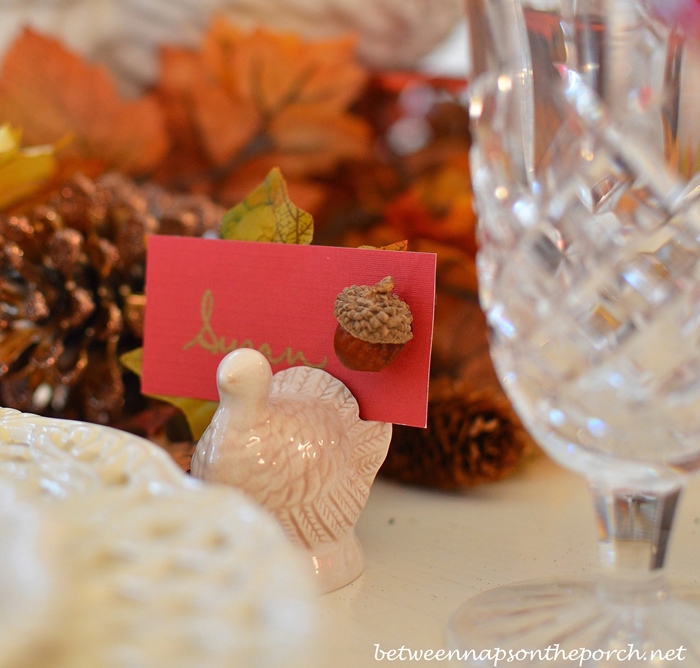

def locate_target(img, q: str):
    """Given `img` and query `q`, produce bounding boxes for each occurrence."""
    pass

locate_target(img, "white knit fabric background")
[0,0,466,93]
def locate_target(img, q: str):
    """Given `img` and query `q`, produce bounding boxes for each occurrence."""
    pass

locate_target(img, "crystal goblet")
[449,0,700,664]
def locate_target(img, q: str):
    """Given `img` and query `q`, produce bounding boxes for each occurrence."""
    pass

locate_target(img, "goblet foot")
[447,577,700,666]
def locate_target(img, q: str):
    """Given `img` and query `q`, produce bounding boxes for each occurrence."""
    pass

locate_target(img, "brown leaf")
[0,29,168,176]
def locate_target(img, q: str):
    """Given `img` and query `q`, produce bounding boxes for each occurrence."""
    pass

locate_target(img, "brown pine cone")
[0,172,224,424]
[380,377,533,490]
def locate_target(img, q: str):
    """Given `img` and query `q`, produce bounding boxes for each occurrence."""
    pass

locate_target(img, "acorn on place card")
[333,276,413,371]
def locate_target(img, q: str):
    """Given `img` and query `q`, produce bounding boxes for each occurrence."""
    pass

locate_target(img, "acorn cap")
[334,276,413,345]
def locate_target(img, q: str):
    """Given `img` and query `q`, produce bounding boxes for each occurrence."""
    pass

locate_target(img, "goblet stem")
[591,484,680,573]
[589,483,681,602]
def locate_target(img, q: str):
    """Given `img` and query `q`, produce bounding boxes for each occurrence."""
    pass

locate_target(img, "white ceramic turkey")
[191,348,393,594]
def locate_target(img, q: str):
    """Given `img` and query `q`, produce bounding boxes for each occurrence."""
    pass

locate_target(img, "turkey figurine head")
[215,348,272,430]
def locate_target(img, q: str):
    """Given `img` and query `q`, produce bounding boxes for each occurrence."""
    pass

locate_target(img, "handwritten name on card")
[142,236,436,427]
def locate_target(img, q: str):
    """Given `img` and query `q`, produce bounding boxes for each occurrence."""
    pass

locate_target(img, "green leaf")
[120,347,218,441]
[220,167,314,244]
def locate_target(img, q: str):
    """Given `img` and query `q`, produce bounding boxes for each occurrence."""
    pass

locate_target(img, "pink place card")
[141,236,436,427]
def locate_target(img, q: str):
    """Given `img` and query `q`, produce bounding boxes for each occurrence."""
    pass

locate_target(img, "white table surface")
[307,454,700,667]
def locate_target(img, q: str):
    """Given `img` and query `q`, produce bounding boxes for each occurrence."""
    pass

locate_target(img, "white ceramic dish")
[0,406,187,497]
[0,407,317,668]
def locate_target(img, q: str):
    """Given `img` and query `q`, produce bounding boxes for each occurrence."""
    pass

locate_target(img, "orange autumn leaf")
[156,19,371,184]
[268,106,371,174]
[189,79,260,166]
[201,22,368,118]
[384,156,477,257]
[378,239,409,251]
[216,155,327,214]
[0,28,168,176]
[358,239,409,251]
[155,46,211,180]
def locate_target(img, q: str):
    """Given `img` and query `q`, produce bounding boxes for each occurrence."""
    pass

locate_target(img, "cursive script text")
[183,290,327,369]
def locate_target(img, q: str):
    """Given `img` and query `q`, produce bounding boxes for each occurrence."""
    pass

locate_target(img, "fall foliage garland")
[0,20,529,488]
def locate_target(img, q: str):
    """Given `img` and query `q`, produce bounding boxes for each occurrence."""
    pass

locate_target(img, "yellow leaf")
[0,122,57,209]
[0,123,20,164]
[220,167,314,243]
[120,348,218,441]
